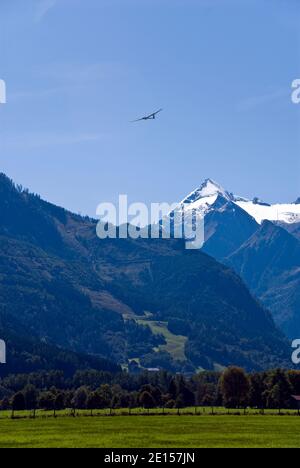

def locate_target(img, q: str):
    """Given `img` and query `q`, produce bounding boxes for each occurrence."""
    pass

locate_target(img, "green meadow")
[0,413,300,448]
[136,319,187,361]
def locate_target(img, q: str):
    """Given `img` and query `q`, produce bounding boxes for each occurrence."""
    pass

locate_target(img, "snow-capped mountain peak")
[179,179,233,218]
[180,179,300,225]
[182,178,231,204]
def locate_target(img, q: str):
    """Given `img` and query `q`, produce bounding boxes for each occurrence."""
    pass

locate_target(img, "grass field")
[0,413,300,448]
[136,319,187,361]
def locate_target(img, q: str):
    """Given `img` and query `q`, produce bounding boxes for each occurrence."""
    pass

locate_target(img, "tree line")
[0,367,300,416]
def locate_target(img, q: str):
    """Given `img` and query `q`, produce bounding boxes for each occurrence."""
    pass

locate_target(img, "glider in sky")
[131,108,163,122]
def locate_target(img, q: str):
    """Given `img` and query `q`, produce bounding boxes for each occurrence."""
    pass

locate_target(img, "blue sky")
[0,0,300,216]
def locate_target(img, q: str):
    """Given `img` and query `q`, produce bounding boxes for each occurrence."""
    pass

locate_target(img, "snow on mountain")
[179,179,232,218]
[183,179,230,202]
[180,178,300,225]
[182,178,231,204]
[235,201,300,224]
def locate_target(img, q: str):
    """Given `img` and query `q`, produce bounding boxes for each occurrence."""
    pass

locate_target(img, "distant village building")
[127,362,160,374]
[291,395,300,414]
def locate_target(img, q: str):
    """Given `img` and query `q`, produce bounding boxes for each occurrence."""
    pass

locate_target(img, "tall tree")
[267,369,292,412]
[23,384,39,418]
[86,392,103,416]
[139,391,156,413]
[11,392,26,418]
[175,394,185,415]
[38,391,55,411]
[54,392,65,416]
[72,386,89,410]
[220,367,250,408]
[98,384,112,409]
[177,377,195,407]
[249,373,267,410]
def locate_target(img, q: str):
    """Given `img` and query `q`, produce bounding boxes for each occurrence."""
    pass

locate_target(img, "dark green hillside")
[0,174,291,372]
